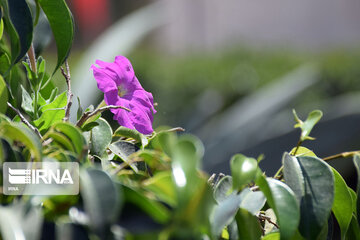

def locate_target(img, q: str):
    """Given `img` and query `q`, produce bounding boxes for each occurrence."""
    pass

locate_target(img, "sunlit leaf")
[293,109,322,141]
[331,167,352,240]
[52,122,86,156]
[354,154,360,227]
[142,171,176,207]
[283,155,334,239]
[230,154,258,190]
[214,176,233,203]
[37,0,74,74]
[89,118,112,156]
[256,176,299,240]
[0,75,7,113]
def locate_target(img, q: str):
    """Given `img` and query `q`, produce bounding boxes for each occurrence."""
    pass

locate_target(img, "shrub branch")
[7,102,42,139]
[76,105,131,127]
[61,60,73,121]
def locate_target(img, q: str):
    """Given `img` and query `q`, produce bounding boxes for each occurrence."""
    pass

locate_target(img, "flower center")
[117,85,127,97]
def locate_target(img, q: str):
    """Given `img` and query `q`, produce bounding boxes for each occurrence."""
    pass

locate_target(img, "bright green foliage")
[354,155,360,228]
[331,168,353,240]
[0,75,7,113]
[256,176,300,240]
[230,153,258,190]
[293,109,322,141]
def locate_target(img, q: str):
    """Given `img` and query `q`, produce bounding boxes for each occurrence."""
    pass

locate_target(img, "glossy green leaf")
[289,146,317,157]
[0,19,3,40]
[283,155,334,239]
[235,208,262,240]
[52,122,86,155]
[354,155,360,227]
[0,122,41,161]
[89,118,112,156]
[256,176,300,240]
[293,109,322,141]
[171,135,203,205]
[211,187,265,237]
[263,232,280,240]
[109,141,138,171]
[230,154,258,190]
[114,126,148,149]
[37,0,74,73]
[331,167,352,240]
[123,186,170,223]
[80,169,121,233]
[0,0,33,64]
[142,171,176,206]
[0,52,11,75]
[0,75,7,113]
[214,176,233,203]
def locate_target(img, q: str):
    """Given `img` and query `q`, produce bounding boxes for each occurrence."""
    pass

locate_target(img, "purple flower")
[91,56,156,134]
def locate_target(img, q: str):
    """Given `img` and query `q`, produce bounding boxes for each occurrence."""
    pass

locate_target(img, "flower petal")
[91,65,117,93]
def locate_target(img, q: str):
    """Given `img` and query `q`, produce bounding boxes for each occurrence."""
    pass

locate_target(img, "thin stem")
[61,60,73,121]
[274,166,283,180]
[7,102,42,139]
[323,151,360,161]
[76,105,131,127]
[293,139,302,156]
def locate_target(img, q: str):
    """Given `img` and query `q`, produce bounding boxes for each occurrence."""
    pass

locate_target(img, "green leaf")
[47,132,75,152]
[230,154,258,190]
[256,176,300,240]
[34,91,67,133]
[80,168,121,233]
[33,108,64,133]
[20,85,33,116]
[52,122,86,155]
[0,75,7,113]
[348,187,357,214]
[89,118,112,156]
[214,176,233,203]
[289,146,317,157]
[39,91,67,112]
[113,126,148,149]
[211,187,265,237]
[235,208,262,240]
[354,155,360,227]
[283,155,334,239]
[142,171,176,206]
[123,186,170,223]
[37,0,74,74]
[293,109,322,141]
[331,167,352,240]
[0,122,42,161]
[108,140,138,172]
[0,19,3,40]
[346,214,360,240]
[0,0,33,64]
[263,232,280,240]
